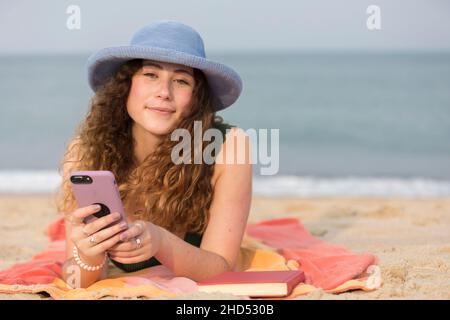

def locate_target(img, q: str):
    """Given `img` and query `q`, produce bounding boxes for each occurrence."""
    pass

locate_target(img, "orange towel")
[0,217,382,299]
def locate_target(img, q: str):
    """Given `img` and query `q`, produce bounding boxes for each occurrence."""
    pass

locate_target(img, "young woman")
[56,20,252,288]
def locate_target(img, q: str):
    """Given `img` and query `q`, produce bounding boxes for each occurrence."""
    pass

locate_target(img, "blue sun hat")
[86,20,242,111]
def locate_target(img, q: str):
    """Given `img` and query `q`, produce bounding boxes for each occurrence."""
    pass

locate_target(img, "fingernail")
[93,204,101,211]
[120,233,127,241]
[112,212,121,219]
[119,222,127,229]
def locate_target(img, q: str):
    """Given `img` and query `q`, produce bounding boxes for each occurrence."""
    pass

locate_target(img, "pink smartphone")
[70,170,127,226]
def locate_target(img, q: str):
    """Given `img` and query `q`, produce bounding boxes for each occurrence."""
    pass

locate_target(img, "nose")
[155,79,171,100]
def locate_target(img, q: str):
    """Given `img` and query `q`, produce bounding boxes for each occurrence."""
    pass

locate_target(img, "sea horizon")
[1,51,449,195]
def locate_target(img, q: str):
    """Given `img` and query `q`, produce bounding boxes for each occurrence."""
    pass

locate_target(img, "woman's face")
[127,60,196,136]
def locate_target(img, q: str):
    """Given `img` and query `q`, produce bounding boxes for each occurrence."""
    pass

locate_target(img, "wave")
[253,175,450,197]
[1,170,449,197]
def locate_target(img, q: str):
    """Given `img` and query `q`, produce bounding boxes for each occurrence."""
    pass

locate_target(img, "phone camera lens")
[70,175,93,184]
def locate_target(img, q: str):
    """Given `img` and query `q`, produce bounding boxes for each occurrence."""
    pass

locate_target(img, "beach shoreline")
[1,193,450,299]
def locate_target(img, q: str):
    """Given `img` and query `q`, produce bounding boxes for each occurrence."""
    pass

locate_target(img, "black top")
[110,121,234,273]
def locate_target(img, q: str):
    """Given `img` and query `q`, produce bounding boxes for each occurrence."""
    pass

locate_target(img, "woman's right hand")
[66,204,128,264]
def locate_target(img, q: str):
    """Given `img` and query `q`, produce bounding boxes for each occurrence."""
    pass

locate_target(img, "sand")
[1,194,450,300]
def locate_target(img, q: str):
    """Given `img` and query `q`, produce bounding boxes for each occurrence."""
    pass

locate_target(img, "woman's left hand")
[107,220,162,264]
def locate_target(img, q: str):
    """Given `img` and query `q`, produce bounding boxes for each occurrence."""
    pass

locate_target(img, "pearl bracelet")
[72,246,106,271]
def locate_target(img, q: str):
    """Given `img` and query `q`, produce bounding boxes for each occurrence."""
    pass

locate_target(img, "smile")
[145,107,175,115]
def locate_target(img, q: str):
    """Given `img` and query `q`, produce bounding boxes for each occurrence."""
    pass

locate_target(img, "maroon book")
[197,270,305,298]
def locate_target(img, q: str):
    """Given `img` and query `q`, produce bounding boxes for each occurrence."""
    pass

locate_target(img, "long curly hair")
[56,59,226,234]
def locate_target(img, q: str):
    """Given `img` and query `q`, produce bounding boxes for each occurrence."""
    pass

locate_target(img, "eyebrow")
[142,61,194,77]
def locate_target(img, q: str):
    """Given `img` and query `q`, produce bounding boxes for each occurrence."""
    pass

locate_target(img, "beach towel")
[0,217,382,299]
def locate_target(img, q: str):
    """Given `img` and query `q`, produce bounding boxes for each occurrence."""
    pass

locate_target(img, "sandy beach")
[1,194,449,300]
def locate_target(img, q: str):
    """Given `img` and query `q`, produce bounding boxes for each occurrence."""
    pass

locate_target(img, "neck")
[132,123,162,165]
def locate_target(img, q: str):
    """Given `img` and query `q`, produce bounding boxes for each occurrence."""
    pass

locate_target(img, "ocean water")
[1,52,449,196]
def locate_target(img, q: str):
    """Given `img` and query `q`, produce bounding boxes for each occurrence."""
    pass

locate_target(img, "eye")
[175,79,190,85]
[144,72,157,78]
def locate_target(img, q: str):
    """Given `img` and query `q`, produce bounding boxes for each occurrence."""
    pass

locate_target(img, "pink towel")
[0,217,380,298]
[246,218,377,290]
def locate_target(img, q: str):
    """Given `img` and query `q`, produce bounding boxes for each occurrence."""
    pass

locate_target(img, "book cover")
[197,270,305,298]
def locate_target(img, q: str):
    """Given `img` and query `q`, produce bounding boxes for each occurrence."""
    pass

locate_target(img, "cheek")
[127,78,146,113]
[177,91,195,116]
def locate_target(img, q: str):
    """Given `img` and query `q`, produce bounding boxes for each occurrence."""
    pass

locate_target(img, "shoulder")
[222,126,252,163]
[211,127,252,188]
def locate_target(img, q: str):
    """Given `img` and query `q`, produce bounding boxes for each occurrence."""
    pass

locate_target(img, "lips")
[145,106,175,115]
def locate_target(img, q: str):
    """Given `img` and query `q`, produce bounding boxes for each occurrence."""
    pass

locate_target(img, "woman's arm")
[154,127,252,281]
[60,138,126,288]
[59,138,107,287]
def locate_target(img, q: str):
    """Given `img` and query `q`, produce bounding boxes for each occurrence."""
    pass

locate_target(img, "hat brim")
[86,45,242,111]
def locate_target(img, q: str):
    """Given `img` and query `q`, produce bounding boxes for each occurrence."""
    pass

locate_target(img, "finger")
[108,238,144,255]
[109,247,145,258]
[70,204,102,224]
[118,222,145,242]
[78,221,126,255]
[65,213,82,226]
[83,212,124,235]
[83,221,128,247]
[88,233,124,256]
[107,239,137,252]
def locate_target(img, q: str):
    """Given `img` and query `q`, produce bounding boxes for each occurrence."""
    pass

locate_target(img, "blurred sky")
[0,0,449,54]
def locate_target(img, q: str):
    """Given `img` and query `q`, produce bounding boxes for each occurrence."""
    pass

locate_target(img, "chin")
[142,123,173,136]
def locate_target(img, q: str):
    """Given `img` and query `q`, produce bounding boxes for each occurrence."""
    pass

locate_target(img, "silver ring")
[89,235,97,245]
[135,237,142,249]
